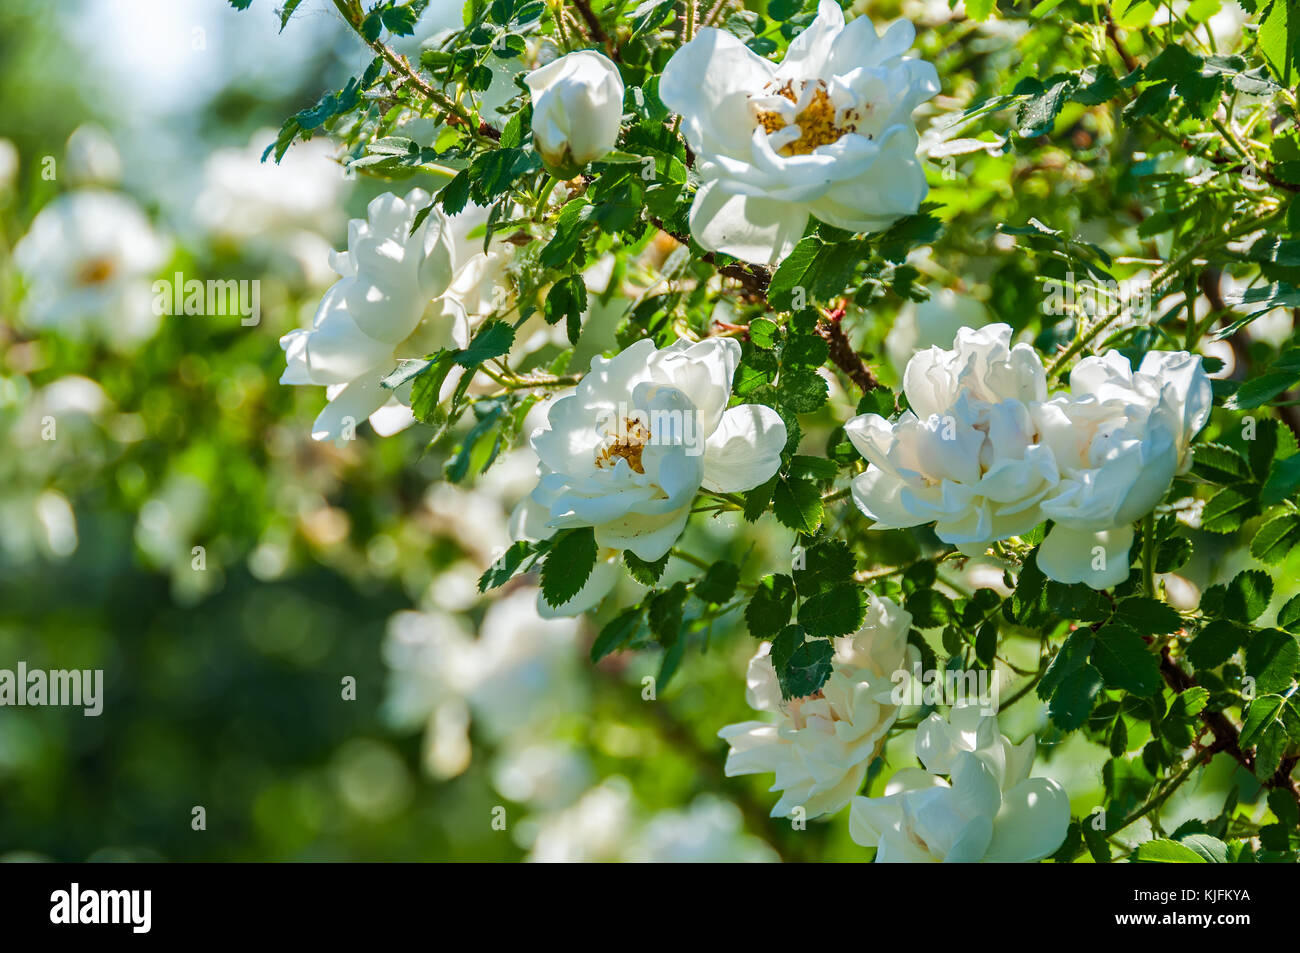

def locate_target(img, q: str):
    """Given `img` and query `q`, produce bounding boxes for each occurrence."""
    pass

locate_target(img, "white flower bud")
[525,50,625,175]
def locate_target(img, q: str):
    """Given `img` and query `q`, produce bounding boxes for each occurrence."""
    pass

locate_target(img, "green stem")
[1141,513,1156,598]
[532,175,560,223]
[1109,747,1212,838]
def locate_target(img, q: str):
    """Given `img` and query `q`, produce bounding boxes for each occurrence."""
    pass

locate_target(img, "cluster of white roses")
[261,7,1217,863]
[717,595,1070,862]
[847,323,1211,589]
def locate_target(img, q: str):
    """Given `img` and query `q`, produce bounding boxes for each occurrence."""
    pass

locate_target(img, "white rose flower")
[846,323,1060,554]
[718,594,916,818]
[279,189,463,442]
[13,190,169,347]
[1034,349,1211,588]
[660,0,939,265]
[527,336,787,560]
[849,705,1069,863]
[525,50,625,176]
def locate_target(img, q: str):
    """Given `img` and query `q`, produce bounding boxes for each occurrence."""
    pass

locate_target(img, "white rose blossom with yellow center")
[718,594,916,818]
[849,705,1069,863]
[660,0,939,265]
[527,336,787,561]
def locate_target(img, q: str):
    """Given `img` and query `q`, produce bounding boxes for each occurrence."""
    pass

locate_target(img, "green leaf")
[1049,664,1105,730]
[798,584,867,638]
[380,3,419,35]
[1017,77,1073,138]
[1259,0,1299,85]
[544,275,588,344]
[1240,693,1299,747]
[539,528,597,608]
[1251,513,1300,565]
[1116,597,1183,636]
[1179,833,1230,863]
[623,551,668,586]
[748,317,779,349]
[1225,569,1273,623]
[905,589,954,629]
[649,581,689,645]
[1090,623,1161,696]
[590,608,643,662]
[773,477,823,534]
[1277,594,1300,632]
[539,199,588,268]
[437,169,472,215]
[455,320,515,367]
[742,475,779,522]
[694,561,740,604]
[1187,619,1247,669]
[1200,486,1257,534]
[1262,453,1300,505]
[278,0,303,30]
[1133,839,1208,863]
[1192,443,1251,484]
[777,366,829,413]
[1246,629,1300,695]
[478,539,542,592]
[746,574,796,638]
[779,638,834,699]
[406,350,458,423]
[789,455,838,482]
[793,538,855,594]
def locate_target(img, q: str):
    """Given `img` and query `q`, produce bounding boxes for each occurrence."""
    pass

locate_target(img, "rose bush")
[8,0,1296,864]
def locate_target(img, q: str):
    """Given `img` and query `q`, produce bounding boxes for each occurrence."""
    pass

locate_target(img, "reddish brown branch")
[570,0,609,44]
[818,308,879,393]
[1160,648,1300,808]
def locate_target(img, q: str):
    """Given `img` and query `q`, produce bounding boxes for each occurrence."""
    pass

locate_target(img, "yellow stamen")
[595,417,651,474]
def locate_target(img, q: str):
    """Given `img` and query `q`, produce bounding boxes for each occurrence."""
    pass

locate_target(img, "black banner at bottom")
[0,860,1289,940]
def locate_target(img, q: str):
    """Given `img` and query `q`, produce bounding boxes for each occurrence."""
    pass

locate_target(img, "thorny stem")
[819,306,880,392]
[332,0,498,144]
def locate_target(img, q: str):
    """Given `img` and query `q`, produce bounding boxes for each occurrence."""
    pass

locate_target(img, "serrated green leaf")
[1091,623,1161,696]
[1225,569,1273,622]
[798,584,867,637]
[590,607,643,662]
[1246,629,1300,695]
[539,528,597,608]
[623,550,668,586]
[746,574,796,638]
[1187,619,1247,669]
[773,477,823,534]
